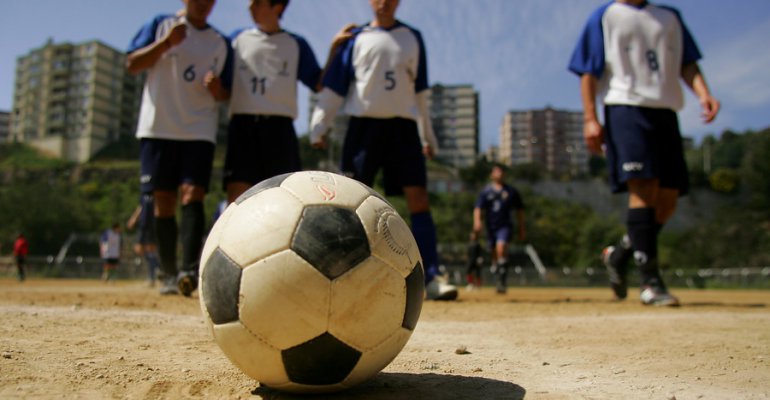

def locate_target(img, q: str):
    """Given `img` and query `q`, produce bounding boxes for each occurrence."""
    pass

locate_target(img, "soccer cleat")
[177,271,198,297]
[639,286,680,307]
[601,246,628,300]
[159,276,179,295]
[426,278,458,301]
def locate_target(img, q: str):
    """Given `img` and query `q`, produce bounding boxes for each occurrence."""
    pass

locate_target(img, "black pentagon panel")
[282,332,362,386]
[291,206,370,280]
[201,248,242,325]
[234,173,293,205]
[402,262,424,330]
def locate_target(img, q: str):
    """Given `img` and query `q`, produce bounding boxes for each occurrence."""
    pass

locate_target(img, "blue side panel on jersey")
[567,2,613,77]
[290,33,322,92]
[403,23,429,93]
[659,5,702,65]
[127,14,171,53]
[322,27,363,97]
[219,35,235,91]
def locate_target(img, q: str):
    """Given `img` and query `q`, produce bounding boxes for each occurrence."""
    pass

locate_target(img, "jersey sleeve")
[321,30,360,97]
[474,189,488,209]
[292,34,323,92]
[219,35,235,91]
[661,6,702,65]
[127,14,170,54]
[567,6,608,77]
[410,27,429,93]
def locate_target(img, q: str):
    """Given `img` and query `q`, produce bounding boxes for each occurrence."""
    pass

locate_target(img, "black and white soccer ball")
[199,171,425,393]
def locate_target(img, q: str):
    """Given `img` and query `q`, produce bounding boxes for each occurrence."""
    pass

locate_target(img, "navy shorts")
[139,139,215,193]
[486,226,512,250]
[341,117,427,196]
[223,114,301,190]
[604,105,689,195]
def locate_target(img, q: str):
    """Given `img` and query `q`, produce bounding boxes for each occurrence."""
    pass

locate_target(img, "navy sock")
[609,233,632,267]
[180,202,205,273]
[626,208,662,287]
[411,211,439,284]
[155,216,178,277]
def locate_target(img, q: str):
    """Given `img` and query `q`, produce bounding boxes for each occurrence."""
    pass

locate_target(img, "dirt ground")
[0,279,768,400]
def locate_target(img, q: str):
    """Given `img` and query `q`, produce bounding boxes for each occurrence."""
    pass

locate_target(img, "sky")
[2,0,770,150]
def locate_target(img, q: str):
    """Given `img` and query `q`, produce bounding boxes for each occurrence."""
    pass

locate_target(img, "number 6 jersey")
[128,15,232,143]
[568,1,701,111]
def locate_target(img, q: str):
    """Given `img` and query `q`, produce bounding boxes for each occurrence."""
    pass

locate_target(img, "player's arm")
[126,21,187,75]
[580,73,604,155]
[416,90,438,159]
[681,63,720,124]
[317,23,357,92]
[309,89,344,149]
[472,207,483,234]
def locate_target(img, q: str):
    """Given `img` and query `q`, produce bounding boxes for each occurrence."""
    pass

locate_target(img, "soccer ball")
[199,171,425,393]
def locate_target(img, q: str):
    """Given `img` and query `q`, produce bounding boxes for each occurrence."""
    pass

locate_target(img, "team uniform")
[100,228,122,281]
[568,0,700,195]
[475,184,524,251]
[224,28,322,188]
[128,14,232,295]
[311,22,438,195]
[13,236,29,282]
[310,21,446,294]
[128,14,233,193]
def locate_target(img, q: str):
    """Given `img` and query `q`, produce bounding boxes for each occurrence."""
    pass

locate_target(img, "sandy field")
[0,279,768,399]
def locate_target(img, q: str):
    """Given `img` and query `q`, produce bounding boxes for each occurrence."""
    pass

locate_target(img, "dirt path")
[1,279,768,399]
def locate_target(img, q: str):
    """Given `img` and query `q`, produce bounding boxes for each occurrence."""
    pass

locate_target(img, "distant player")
[223,0,324,203]
[465,231,483,290]
[310,0,457,300]
[473,164,526,294]
[569,0,720,305]
[126,0,233,296]
[100,223,122,283]
[13,233,29,282]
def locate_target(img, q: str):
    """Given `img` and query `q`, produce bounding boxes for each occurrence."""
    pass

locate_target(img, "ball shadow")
[252,372,525,399]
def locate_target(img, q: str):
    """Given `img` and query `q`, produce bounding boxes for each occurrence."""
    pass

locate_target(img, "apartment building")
[499,107,588,178]
[10,39,142,163]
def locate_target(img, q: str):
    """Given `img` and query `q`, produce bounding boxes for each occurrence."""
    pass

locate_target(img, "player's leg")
[154,190,180,294]
[493,227,511,294]
[176,140,215,296]
[16,257,25,282]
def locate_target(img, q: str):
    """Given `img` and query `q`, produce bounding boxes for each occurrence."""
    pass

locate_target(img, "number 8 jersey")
[128,15,232,143]
[323,22,429,120]
[568,1,701,111]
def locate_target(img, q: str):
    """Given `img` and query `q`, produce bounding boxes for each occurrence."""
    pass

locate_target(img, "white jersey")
[568,1,702,111]
[100,229,121,259]
[229,28,321,118]
[323,22,429,120]
[128,15,232,143]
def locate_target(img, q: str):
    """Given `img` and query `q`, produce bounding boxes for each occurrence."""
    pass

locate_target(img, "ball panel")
[356,196,422,277]
[212,321,289,386]
[200,200,235,274]
[201,248,242,325]
[239,250,330,349]
[281,332,361,386]
[280,171,370,208]
[291,206,370,280]
[329,257,405,350]
[235,173,292,205]
[403,262,425,331]
[343,328,412,388]
[219,187,303,267]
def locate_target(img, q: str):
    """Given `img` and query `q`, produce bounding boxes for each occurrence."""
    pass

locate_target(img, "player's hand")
[331,24,357,49]
[700,95,720,124]
[423,145,435,160]
[583,118,605,156]
[204,71,221,97]
[312,135,327,150]
[164,22,187,49]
